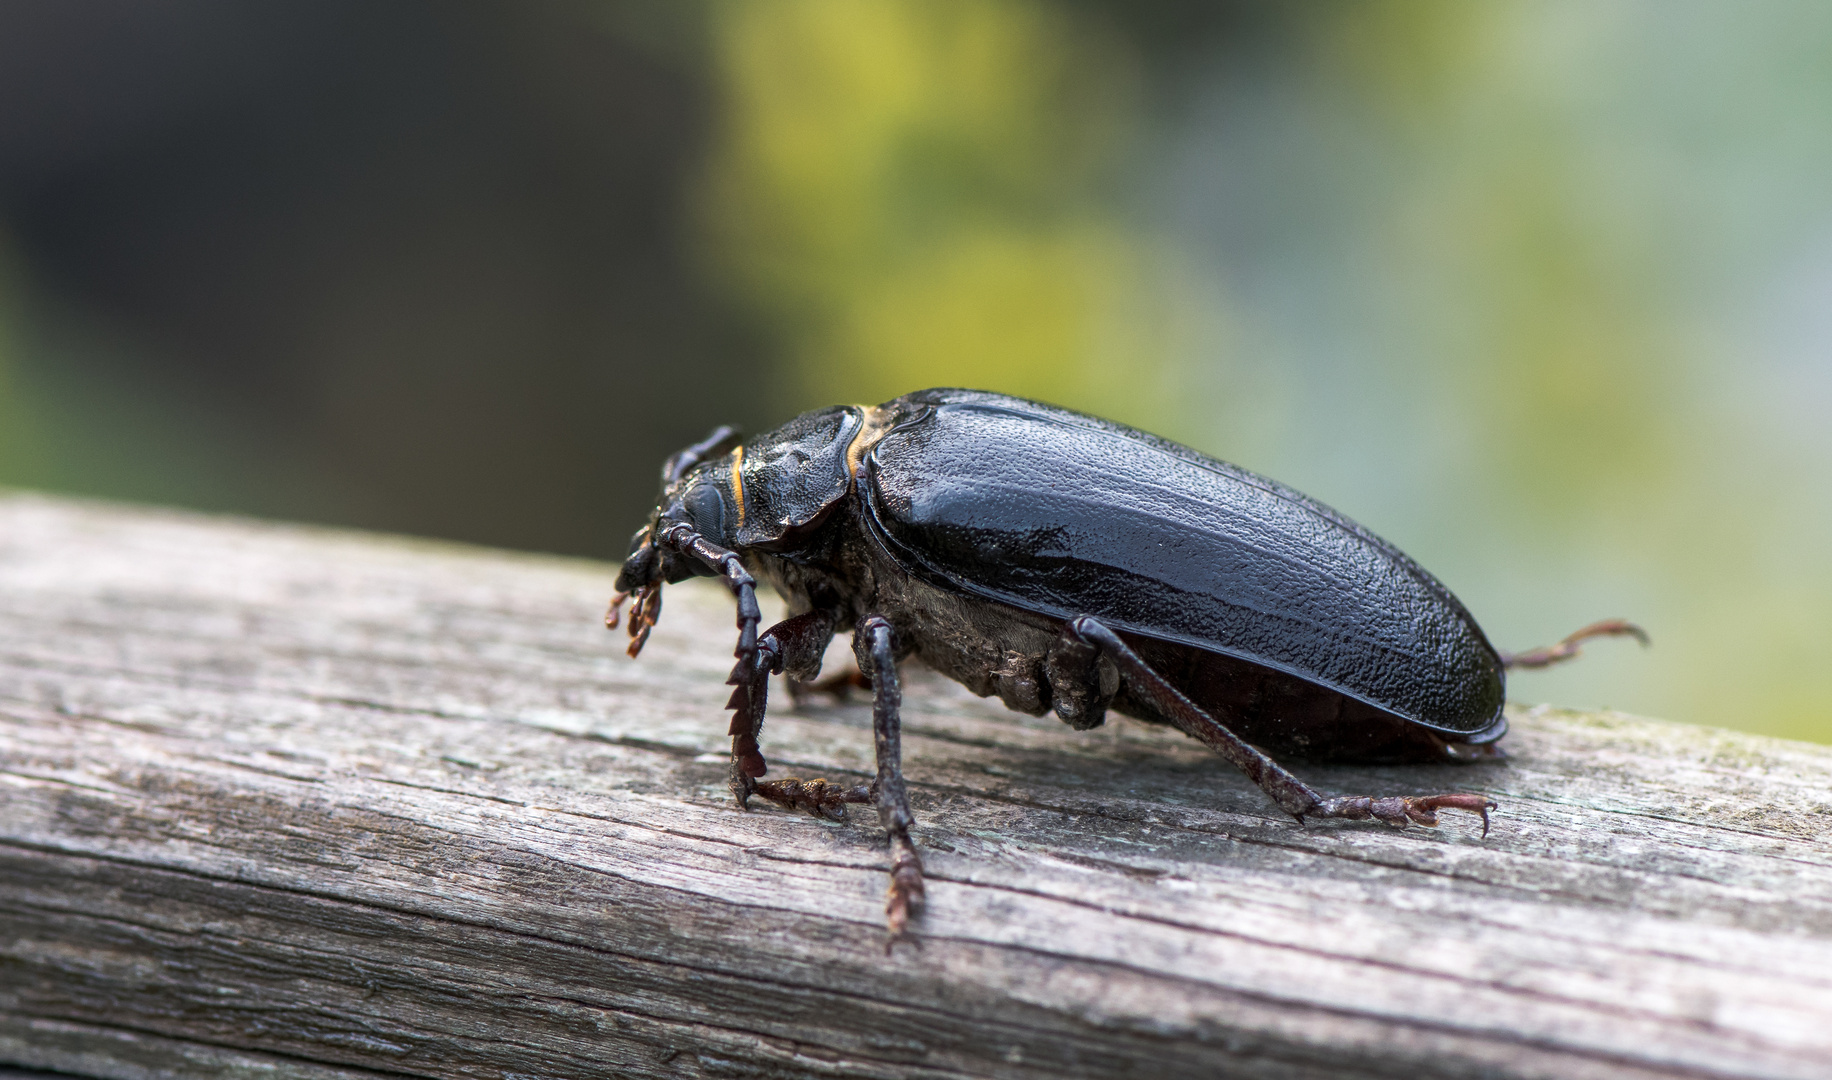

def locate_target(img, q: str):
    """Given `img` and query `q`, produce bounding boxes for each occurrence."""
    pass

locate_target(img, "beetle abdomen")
[860,390,1505,736]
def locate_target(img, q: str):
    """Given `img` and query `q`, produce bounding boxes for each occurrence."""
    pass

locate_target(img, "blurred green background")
[1,1,1828,741]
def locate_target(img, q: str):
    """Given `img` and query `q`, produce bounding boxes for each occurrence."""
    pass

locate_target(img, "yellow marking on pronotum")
[729,444,746,527]
[845,405,897,480]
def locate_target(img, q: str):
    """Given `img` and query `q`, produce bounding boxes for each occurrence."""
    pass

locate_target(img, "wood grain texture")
[1,492,1829,1080]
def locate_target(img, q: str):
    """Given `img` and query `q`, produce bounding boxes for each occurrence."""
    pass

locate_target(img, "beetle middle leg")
[1065,616,1496,834]
[727,608,921,934]
[849,614,925,938]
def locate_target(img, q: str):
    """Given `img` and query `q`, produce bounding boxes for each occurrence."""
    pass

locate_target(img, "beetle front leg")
[655,522,763,671]
[1066,616,1496,836]
[732,609,871,819]
[857,614,924,939]
[728,609,836,785]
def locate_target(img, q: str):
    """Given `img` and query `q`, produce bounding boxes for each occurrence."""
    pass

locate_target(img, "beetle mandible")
[607,388,1645,936]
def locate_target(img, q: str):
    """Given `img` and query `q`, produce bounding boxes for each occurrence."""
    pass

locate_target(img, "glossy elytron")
[609,388,1642,935]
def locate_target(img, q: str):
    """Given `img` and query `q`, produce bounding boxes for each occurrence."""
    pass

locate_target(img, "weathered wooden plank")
[1,491,1829,1079]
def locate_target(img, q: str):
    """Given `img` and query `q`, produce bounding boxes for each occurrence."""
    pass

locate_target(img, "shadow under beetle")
[607,389,1645,936]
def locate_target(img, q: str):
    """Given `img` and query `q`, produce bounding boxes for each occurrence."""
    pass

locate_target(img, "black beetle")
[608,388,1644,934]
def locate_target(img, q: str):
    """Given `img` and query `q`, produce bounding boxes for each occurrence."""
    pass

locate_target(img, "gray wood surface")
[2,492,1829,1080]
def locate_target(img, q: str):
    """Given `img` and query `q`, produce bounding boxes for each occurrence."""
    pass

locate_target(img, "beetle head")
[614,454,744,594]
[609,407,893,655]
[622,407,871,582]
[621,420,755,582]
[609,426,747,657]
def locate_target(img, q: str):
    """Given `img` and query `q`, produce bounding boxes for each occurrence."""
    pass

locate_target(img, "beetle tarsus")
[1501,618,1649,670]
[886,831,925,944]
[748,776,872,820]
[622,583,661,658]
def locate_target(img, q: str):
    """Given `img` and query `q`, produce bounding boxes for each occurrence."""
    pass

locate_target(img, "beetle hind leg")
[1501,618,1649,670]
[1066,616,1497,836]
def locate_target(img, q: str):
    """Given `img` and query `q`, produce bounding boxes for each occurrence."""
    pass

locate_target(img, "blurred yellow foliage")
[1335,2,1679,521]
[700,0,1168,419]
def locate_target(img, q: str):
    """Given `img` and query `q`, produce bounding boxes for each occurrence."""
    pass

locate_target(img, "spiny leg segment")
[1065,616,1496,833]
[628,522,820,802]
[617,522,904,927]
[729,609,871,819]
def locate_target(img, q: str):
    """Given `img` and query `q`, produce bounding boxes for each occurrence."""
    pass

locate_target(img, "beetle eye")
[683,483,727,537]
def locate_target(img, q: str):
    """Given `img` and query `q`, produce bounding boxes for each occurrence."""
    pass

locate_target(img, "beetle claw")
[1312,793,1496,835]
[1407,793,1497,836]
[885,834,925,941]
